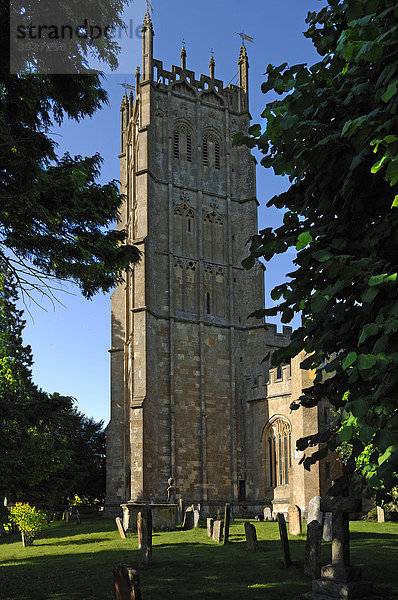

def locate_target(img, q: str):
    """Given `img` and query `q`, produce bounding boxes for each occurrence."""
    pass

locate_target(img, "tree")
[237,0,398,498]
[0,273,105,511]
[1,1,139,300]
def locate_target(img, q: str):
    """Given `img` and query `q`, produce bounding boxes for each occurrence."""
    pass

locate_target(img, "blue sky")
[21,0,325,424]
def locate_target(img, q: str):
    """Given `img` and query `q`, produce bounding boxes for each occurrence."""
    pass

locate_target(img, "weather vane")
[182,38,186,49]
[117,82,135,91]
[210,48,215,57]
[235,31,254,44]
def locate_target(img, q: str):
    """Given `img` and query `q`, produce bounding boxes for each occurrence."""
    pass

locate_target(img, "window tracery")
[264,418,292,487]
[173,123,193,162]
[174,202,195,256]
[202,132,221,170]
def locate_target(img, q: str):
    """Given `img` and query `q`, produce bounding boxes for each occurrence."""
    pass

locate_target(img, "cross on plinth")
[301,496,374,599]
[320,497,361,573]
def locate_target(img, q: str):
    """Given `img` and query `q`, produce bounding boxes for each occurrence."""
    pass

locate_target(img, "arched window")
[173,202,195,256]
[202,132,221,169]
[265,418,292,487]
[203,210,224,263]
[173,123,193,162]
[206,292,211,314]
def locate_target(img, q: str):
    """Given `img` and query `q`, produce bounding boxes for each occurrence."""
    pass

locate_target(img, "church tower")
[106,13,292,514]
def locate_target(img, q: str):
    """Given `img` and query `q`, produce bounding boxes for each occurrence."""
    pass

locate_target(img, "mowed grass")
[0,518,397,600]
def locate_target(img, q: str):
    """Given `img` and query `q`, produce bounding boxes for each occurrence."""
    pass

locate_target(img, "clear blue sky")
[21,0,325,425]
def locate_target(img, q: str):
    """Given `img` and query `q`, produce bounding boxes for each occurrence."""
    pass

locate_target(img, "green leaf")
[296,231,313,250]
[342,352,357,369]
[381,81,397,103]
[311,294,328,313]
[338,425,354,442]
[361,287,379,303]
[392,195,398,208]
[371,154,388,174]
[369,273,397,286]
[356,354,378,370]
[359,323,380,344]
[241,256,255,271]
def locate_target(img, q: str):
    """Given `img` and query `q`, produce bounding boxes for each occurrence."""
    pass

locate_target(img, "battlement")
[152,58,240,96]
[263,323,292,346]
[247,363,292,402]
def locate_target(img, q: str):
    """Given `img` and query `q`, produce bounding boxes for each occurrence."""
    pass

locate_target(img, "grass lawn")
[0,518,397,600]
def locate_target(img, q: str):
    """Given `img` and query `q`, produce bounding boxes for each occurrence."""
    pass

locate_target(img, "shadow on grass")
[1,521,397,600]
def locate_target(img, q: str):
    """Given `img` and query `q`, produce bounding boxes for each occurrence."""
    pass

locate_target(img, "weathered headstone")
[114,564,142,600]
[141,505,152,566]
[244,522,259,551]
[307,495,322,525]
[182,507,194,530]
[193,509,200,528]
[212,519,223,543]
[178,498,184,525]
[323,511,332,542]
[277,513,292,568]
[377,506,385,523]
[302,497,373,599]
[263,507,272,521]
[216,508,222,520]
[207,517,214,537]
[167,477,175,504]
[223,503,231,544]
[304,520,322,579]
[116,516,127,540]
[137,512,143,549]
[288,504,302,535]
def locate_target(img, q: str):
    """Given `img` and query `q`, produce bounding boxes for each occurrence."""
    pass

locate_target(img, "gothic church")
[105,12,336,518]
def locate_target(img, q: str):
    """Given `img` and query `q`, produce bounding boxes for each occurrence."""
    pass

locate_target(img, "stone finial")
[143,9,152,27]
[167,476,175,503]
[238,43,248,63]
[181,44,187,71]
[238,43,249,96]
[135,66,141,90]
[120,92,128,109]
[209,54,215,79]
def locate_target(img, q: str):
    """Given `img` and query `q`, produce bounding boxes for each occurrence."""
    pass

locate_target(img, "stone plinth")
[121,502,177,532]
[301,497,373,600]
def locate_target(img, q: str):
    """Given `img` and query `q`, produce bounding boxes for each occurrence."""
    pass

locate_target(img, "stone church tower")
[106,12,337,517]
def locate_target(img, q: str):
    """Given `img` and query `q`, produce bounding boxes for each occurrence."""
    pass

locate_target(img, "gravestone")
[141,505,152,566]
[182,507,194,530]
[307,495,322,525]
[377,506,385,523]
[263,507,272,521]
[304,520,322,579]
[137,512,143,549]
[116,516,127,540]
[244,522,259,551]
[114,564,142,600]
[223,503,231,544]
[193,509,200,528]
[323,511,332,542]
[207,517,214,537]
[178,498,184,525]
[167,477,175,504]
[212,520,223,543]
[301,496,373,599]
[216,508,222,520]
[277,513,292,568]
[288,504,302,535]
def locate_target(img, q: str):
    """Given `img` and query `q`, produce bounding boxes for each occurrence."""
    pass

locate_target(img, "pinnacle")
[143,9,152,26]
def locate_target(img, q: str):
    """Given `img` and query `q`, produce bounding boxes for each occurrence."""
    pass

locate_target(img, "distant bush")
[10,502,47,547]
